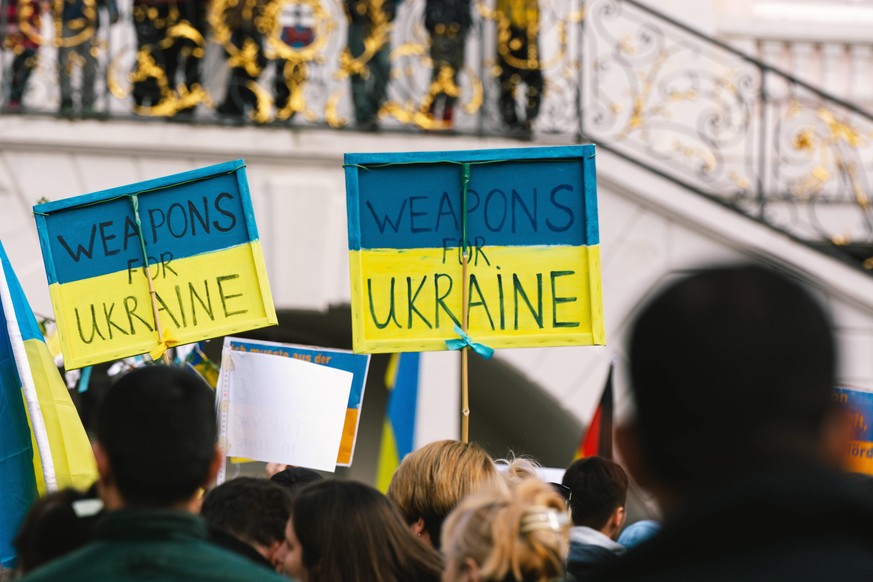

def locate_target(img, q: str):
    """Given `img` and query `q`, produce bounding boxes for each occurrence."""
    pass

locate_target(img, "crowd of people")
[1,0,544,132]
[5,262,873,581]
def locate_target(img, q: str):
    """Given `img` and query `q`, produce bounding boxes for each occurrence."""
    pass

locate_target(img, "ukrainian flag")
[376,352,420,491]
[0,242,97,568]
[345,146,604,354]
[34,160,276,370]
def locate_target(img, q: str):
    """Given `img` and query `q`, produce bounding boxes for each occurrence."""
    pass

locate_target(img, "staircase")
[579,0,873,272]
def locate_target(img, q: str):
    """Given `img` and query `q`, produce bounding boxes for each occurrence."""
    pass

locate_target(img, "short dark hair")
[562,456,628,529]
[201,477,291,547]
[96,366,217,507]
[628,264,836,489]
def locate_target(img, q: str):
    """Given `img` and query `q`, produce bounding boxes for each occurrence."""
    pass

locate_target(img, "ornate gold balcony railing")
[3,0,873,268]
[0,0,582,136]
[581,0,873,268]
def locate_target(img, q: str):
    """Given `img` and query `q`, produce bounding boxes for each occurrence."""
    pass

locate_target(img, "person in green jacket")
[21,366,286,582]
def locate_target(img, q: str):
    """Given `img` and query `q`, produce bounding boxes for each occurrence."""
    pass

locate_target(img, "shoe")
[4,99,22,112]
[60,99,74,116]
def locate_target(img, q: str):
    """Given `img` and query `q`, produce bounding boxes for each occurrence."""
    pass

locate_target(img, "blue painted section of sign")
[346,145,597,251]
[227,339,370,409]
[35,161,253,285]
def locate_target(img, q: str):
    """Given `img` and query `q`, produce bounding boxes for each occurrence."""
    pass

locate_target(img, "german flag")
[575,361,614,460]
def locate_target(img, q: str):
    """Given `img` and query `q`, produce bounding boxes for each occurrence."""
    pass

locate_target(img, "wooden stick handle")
[461,247,470,443]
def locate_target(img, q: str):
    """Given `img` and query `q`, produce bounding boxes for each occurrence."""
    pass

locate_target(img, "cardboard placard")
[33,160,277,369]
[217,349,353,473]
[344,145,604,353]
[224,337,370,466]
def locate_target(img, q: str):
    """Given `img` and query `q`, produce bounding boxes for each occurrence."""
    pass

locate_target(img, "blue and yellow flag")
[376,352,420,491]
[0,243,98,568]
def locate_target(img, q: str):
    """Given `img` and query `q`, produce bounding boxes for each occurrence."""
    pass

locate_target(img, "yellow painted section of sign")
[350,244,604,353]
[52,242,276,368]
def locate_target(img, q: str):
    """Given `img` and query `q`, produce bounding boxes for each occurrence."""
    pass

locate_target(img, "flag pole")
[0,258,57,491]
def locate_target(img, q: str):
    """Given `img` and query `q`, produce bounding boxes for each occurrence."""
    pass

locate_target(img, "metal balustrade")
[2,0,872,269]
[581,0,873,269]
[0,0,583,135]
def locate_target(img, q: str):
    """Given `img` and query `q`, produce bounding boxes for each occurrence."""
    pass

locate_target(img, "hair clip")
[519,505,570,534]
[72,499,103,518]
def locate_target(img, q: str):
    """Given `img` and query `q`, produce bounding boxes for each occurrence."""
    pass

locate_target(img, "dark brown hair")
[292,480,443,582]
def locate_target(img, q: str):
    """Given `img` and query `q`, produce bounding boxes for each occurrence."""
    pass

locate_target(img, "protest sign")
[224,337,370,466]
[216,349,354,475]
[33,160,277,369]
[344,145,604,354]
[835,386,873,475]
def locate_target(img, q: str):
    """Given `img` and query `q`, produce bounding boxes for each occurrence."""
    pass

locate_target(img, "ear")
[609,506,626,539]
[93,441,125,510]
[265,539,285,570]
[411,517,433,546]
[612,506,626,528]
[203,447,224,488]
[93,441,112,483]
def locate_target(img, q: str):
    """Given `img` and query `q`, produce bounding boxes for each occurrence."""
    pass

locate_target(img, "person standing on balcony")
[495,0,542,138]
[56,0,119,116]
[215,0,269,121]
[131,0,207,117]
[342,0,400,131]
[1,0,41,111]
[423,0,471,130]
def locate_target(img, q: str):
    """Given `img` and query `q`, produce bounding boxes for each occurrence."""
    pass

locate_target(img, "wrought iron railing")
[2,0,872,267]
[581,0,873,269]
[0,0,583,134]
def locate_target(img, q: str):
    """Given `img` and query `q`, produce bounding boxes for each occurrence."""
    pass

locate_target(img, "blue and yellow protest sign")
[224,337,371,466]
[34,160,277,369]
[835,386,873,475]
[344,145,604,353]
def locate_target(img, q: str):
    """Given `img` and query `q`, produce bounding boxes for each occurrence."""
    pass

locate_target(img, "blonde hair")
[441,478,570,582]
[496,454,542,486]
[386,440,501,548]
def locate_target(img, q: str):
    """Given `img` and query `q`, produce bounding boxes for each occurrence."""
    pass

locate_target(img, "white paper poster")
[221,349,353,473]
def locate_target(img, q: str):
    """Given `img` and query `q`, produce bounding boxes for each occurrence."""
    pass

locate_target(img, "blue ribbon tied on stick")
[446,324,494,360]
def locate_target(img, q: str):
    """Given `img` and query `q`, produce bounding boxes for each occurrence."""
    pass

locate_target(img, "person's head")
[387,439,501,548]
[441,478,570,582]
[561,456,628,538]
[94,365,220,510]
[497,455,541,487]
[623,264,839,501]
[13,488,101,573]
[270,467,324,500]
[201,477,291,569]
[283,480,443,582]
